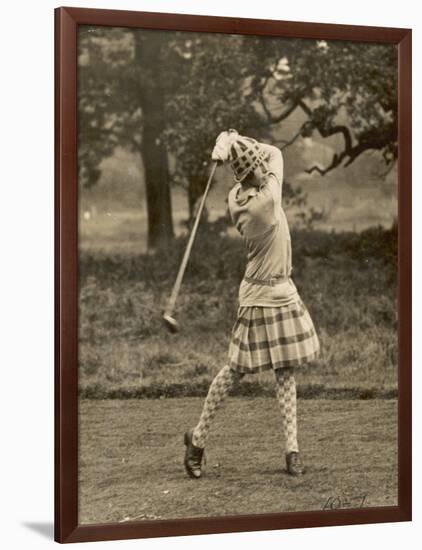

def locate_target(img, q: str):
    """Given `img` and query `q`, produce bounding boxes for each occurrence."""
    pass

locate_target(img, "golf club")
[163,161,218,333]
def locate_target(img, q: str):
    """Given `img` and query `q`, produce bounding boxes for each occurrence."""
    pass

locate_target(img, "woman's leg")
[192,364,244,448]
[274,367,299,454]
[184,364,244,478]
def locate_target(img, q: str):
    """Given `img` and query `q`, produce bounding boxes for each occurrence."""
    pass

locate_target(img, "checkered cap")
[229,136,267,183]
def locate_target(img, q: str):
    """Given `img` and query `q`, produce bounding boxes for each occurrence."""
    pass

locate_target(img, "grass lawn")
[78,227,398,398]
[77,226,398,524]
[78,397,397,524]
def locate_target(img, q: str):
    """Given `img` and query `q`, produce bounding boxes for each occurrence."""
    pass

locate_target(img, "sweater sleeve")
[259,143,284,183]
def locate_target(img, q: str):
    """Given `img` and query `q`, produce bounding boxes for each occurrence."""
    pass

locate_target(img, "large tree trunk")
[134,32,174,249]
[142,125,174,249]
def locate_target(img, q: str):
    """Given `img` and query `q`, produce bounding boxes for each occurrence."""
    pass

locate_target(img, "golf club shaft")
[164,161,218,316]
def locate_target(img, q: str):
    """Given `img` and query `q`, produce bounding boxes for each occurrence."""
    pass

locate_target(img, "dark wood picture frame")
[55,6,412,544]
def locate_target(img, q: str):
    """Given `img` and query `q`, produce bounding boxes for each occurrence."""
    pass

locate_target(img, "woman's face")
[246,163,267,187]
[239,169,259,188]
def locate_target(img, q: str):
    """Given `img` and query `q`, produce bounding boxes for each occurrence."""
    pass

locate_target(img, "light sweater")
[228,144,300,307]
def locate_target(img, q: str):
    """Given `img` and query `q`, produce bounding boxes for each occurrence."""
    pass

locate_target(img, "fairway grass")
[78,398,397,524]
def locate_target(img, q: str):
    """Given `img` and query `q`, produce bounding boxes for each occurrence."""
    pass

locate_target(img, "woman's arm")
[259,143,284,181]
[259,143,285,208]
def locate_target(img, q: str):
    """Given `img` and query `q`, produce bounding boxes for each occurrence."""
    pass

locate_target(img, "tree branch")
[256,76,299,125]
[274,123,308,151]
[270,100,300,124]
[257,76,273,122]
[305,142,375,175]
[297,99,353,150]
[257,82,392,178]
[297,99,371,176]
[305,152,345,176]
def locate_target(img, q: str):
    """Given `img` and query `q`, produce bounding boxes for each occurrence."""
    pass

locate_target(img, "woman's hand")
[211,129,239,162]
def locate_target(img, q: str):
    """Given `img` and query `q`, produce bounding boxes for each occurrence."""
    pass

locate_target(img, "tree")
[160,36,397,216]
[243,38,397,174]
[132,31,174,248]
[78,29,262,241]
[78,27,175,248]
[162,34,263,216]
[78,29,397,246]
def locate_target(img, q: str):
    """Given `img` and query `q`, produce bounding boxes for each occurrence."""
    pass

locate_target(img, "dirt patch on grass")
[78,398,398,524]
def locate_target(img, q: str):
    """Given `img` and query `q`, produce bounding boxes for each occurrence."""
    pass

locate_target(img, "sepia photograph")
[74,19,401,527]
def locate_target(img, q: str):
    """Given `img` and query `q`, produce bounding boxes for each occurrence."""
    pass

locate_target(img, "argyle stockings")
[192,365,299,453]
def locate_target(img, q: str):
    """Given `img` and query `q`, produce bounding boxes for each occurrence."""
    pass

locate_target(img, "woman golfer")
[184,129,320,478]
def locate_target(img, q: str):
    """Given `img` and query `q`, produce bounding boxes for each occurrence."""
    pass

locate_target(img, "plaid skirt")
[228,300,320,373]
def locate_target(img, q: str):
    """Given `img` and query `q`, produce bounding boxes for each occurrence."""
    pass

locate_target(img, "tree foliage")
[78,28,397,245]
[243,37,397,174]
[78,28,142,188]
[161,33,263,214]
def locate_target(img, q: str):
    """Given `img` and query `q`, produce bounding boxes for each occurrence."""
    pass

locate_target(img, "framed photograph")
[55,6,412,543]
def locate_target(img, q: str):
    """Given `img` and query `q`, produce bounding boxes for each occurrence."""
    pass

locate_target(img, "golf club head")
[162,313,179,333]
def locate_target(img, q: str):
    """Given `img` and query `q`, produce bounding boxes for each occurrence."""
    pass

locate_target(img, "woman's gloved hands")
[211,129,239,163]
